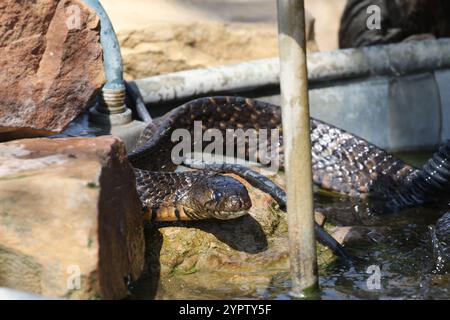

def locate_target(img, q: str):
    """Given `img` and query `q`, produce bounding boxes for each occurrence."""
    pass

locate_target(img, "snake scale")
[128,96,450,260]
[129,96,450,218]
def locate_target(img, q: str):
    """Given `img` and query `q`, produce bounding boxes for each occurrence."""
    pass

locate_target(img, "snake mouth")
[199,195,252,220]
[210,209,250,220]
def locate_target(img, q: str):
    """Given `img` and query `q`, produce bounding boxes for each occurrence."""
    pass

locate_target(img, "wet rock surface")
[0,136,144,299]
[0,0,105,140]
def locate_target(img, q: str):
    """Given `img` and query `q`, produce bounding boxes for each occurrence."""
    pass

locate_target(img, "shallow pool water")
[264,201,450,300]
[272,151,449,299]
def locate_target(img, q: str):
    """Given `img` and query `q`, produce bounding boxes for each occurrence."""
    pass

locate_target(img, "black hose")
[125,81,152,123]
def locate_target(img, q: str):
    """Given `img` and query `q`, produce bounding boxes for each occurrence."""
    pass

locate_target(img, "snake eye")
[213,191,222,202]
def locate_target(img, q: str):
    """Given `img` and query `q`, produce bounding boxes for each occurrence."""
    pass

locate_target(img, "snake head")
[189,173,252,220]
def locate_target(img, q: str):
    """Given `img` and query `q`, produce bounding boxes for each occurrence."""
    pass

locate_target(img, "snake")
[129,96,450,211]
[126,96,450,260]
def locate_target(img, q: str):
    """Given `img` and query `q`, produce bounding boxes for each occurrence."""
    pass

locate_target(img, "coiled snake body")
[128,96,450,260]
[130,96,450,220]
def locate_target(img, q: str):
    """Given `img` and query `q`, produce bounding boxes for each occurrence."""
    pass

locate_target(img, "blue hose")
[81,0,124,91]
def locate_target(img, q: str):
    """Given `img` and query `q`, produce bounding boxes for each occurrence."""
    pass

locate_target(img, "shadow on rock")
[129,214,268,299]
[156,214,268,253]
[128,223,163,300]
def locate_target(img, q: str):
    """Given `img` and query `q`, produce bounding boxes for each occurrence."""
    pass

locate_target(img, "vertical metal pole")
[277,0,319,297]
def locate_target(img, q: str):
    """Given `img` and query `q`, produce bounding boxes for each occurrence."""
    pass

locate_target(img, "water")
[264,205,449,300]
[131,151,450,300]
[269,151,449,299]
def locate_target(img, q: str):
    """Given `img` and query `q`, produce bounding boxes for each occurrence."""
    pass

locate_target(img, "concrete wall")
[263,71,446,151]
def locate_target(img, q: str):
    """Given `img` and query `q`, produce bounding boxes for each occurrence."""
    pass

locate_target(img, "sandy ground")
[100,0,346,51]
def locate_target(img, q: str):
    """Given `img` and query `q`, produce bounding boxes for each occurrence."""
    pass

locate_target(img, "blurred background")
[99,0,347,79]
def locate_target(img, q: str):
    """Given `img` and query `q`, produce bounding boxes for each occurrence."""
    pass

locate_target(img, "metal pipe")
[133,39,450,105]
[277,0,318,297]
[133,58,280,105]
[82,0,126,114]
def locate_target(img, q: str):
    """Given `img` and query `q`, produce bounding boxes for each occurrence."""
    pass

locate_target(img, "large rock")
[0,136,144,299]
[0,0,105,140]
[118,20,318,80]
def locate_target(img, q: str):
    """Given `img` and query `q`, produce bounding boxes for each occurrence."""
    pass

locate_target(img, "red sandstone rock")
[0,136,144,299]
[0,0,105,140]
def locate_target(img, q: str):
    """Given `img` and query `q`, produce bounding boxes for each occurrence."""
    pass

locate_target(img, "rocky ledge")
[0,136,144,299]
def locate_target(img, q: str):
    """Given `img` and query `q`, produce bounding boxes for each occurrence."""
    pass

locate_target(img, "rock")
[305,0,347,51]
[0,136,144,299]
[0,0,105,140]
[330,226,393,245]
[118,20,318,80]
[315,211,327,227]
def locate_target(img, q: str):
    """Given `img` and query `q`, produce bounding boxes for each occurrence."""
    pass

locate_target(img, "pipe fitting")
[97,87,127,114]
[89,105,132,126]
